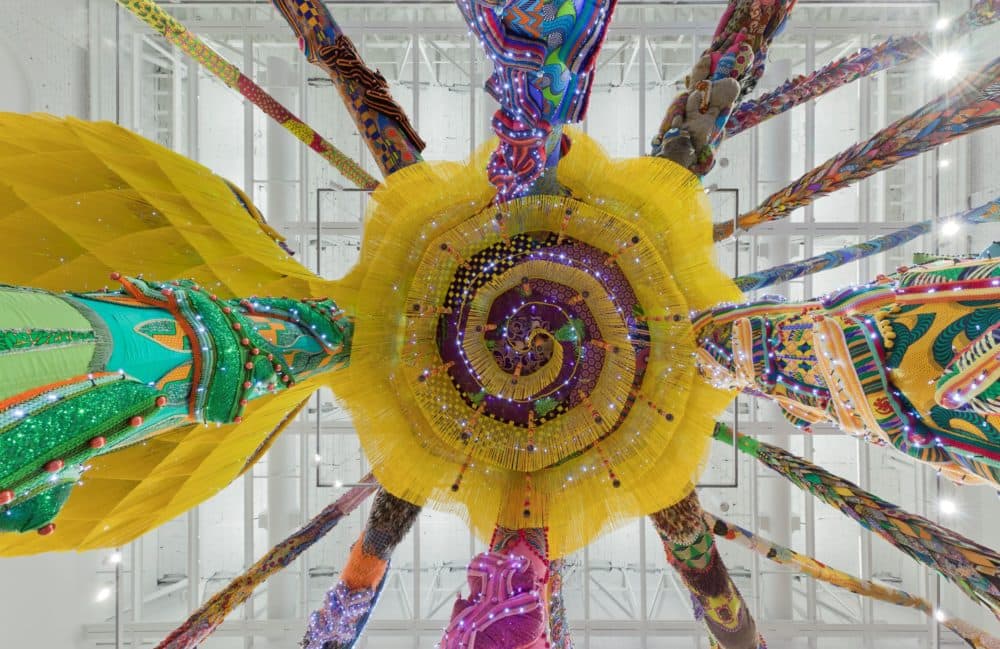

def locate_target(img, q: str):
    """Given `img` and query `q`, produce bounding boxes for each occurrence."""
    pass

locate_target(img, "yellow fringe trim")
[328,130,740,557]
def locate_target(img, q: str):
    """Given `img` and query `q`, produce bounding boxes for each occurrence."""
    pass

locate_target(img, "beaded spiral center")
[400,196,692,474]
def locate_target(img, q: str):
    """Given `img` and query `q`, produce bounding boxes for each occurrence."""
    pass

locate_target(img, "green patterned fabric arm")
[0,278,354,537]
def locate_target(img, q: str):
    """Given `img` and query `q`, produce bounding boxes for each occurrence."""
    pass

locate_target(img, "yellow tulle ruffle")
[332,130,740,557]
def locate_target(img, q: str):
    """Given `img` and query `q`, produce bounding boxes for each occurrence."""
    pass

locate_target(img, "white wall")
[0,0,91,116]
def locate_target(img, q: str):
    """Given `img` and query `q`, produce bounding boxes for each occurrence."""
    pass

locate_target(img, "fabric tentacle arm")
[270,0,426,177]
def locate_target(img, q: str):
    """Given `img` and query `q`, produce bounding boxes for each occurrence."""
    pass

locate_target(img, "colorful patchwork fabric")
[715,424,1000,617]
[696,259,1000,488]
[707,513,1000,647]
[302,491,419,649]
[651,492,759,649]
[651,0,796,175]
[547,558,574,649]
[115,0,379,190]
[269,0,425,175]
[106,276,352,423]
[459,0,617,198]
[719,57,1000,240]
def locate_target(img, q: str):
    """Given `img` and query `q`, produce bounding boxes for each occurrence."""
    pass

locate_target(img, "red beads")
[233,416,243,424]
[44,459,64,473]
[109,272,121,281]
[0,490,13,506]
[36,523,56,536]
[242,381,253,389]
[129,415,144,427]
[88,436,107,449]
[155,396,168,407]
[244,362,255,370]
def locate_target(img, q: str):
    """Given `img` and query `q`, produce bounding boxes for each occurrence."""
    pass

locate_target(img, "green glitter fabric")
[0,277,355,535]
[0,378,161,488]
[0,373,164,532]
[180,287,245,421]
[0,482,74,532]
[0,329,95,353]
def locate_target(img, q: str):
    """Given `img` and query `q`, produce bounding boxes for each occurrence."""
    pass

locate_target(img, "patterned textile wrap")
[458,0,618,199]
[732,199,1000,292]
[443,552,547,649]
[651,0,796,174]
[270,0,424,176]
[0,276,353,538]
[442,527,550,649]
[707,513,1000,649]
[714,423,1000,618]
[0,113,349,556]
[304,578,385,649]
[156,476,377,649]
[116,0,377,190]
[696,258,1000,488]
[547,558,574,649]
[0,287,164,534]
[302,491,420,649]
[651,491,760,649]
[726,0,1000,136]
[716,56,1000,240]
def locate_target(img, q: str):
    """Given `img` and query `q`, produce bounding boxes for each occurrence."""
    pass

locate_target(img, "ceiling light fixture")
[931,51,962,80]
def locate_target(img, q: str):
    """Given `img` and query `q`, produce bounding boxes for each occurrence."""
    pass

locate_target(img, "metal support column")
[264,54,303,646]
[755,58,794,625]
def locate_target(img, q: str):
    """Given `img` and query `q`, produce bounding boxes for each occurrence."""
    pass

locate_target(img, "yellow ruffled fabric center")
[331,131,740,557]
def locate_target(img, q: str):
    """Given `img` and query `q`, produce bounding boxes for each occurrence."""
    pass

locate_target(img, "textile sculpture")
[0,1,997,648]
[707,513,1000,648]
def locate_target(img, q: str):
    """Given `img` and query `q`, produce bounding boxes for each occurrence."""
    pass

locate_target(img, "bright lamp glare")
[935,609,947,622]
[938,158,951,169]
[932,51,962,80]
[940,499,958,515]
[940,220,961,237]
[108,551,122,565]
[96,587,112,603]
[934,17,950,31]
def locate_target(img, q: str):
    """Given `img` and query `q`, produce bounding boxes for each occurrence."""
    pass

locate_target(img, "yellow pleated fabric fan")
[332,129,741,557]
[0,113,331,556]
